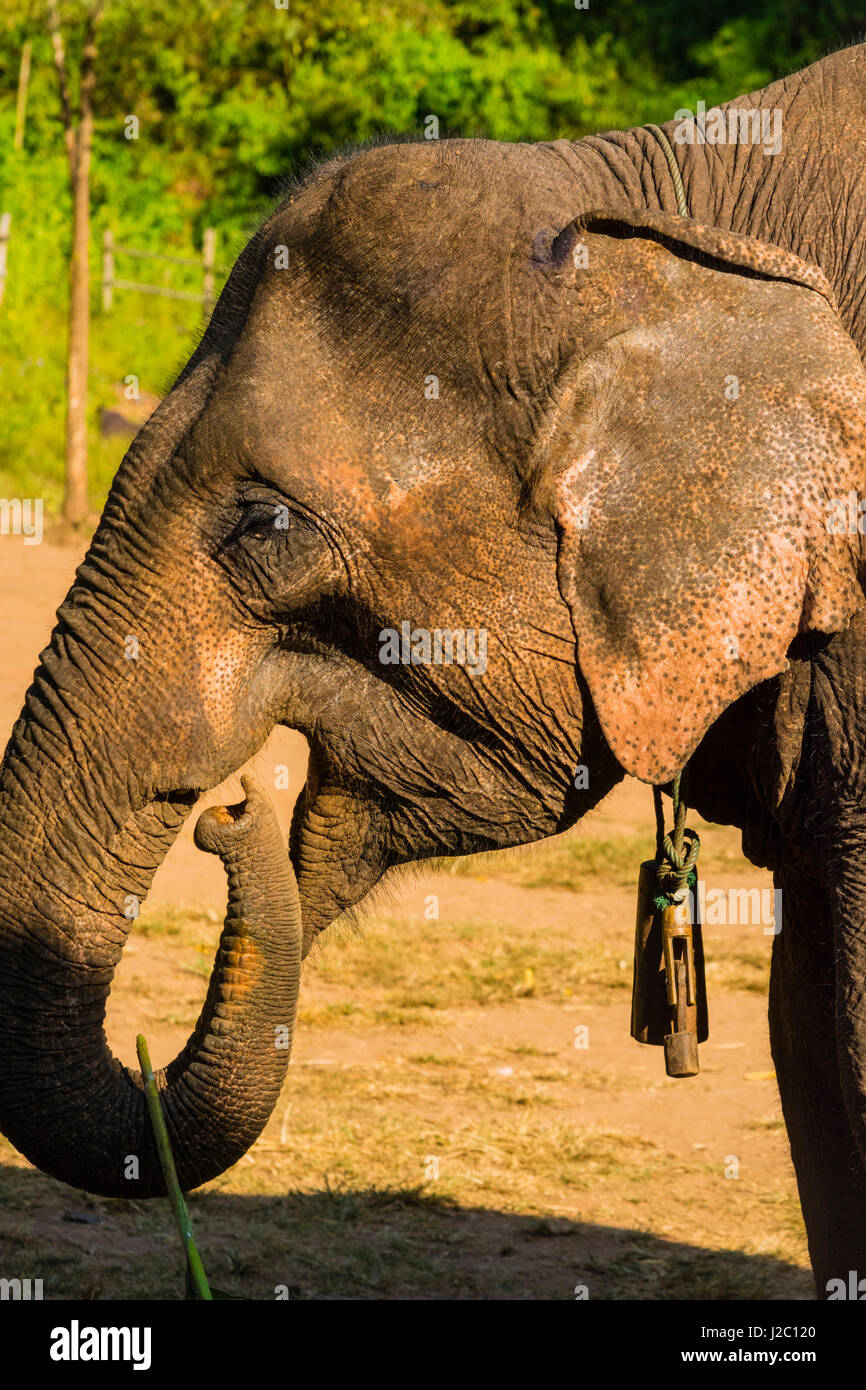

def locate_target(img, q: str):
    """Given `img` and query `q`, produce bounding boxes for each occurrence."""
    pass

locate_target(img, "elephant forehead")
[191,331,375,513]
[197,315,499,541]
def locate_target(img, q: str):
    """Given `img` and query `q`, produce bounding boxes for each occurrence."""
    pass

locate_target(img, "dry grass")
[0,1061,808,1299]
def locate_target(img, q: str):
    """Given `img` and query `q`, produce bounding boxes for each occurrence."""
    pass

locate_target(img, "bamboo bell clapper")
[631,778,708,1078]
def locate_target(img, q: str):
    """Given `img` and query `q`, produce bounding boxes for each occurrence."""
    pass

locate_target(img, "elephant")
[3,40,866,1299]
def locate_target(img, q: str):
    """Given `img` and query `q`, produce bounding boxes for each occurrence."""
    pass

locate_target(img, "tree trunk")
[63,19,98,527]
[14,41,31,152]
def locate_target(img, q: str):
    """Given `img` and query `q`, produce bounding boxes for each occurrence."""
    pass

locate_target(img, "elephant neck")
[546,44,866,357]
[656,47,866,355]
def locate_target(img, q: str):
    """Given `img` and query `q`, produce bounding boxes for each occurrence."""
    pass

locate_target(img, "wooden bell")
[630,860,708,1077]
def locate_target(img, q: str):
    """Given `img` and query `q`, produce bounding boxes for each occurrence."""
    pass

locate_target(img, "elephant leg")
[770,858,866,1294]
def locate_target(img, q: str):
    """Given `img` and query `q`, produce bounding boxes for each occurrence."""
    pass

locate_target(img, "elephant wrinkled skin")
[3,42,866,1296]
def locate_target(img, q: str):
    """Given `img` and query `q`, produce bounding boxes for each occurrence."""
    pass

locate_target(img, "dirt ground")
[0,540,812,1300]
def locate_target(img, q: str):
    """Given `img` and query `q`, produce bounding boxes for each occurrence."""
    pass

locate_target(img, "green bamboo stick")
[136,1033,213,1301]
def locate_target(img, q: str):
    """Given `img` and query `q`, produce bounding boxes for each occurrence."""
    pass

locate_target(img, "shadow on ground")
[0,1162,813,1301]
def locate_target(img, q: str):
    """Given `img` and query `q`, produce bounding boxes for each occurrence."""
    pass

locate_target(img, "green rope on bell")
[652,769,700,910]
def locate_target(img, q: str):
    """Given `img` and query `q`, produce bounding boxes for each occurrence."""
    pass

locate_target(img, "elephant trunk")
[0,758,301,1197]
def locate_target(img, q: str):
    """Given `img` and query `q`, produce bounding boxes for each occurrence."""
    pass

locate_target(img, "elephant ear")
[533,209,866,783]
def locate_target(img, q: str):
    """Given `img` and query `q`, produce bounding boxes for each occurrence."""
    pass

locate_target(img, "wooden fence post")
[202,227,216,312]
[102,227,114,312]
[0,214,11,307]
[97,232,223,308]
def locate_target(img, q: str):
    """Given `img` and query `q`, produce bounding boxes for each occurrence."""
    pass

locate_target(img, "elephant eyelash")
[237,503,291,536]
[229,499,313,544]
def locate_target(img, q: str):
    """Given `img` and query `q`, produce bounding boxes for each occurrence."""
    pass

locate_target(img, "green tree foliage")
[2,1,864,234]
[0,1,862,510]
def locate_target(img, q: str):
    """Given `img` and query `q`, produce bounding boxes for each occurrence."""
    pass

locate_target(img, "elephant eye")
[224,489,322,553]
[215,492,319,586]
[235,500,300,539]
[219,489,344,613]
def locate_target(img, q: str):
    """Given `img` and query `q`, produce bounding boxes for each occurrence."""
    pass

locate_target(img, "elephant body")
[3,42,866,1295]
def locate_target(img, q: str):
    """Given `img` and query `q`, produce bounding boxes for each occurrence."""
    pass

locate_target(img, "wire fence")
[102,226,220,311]
[0,215,225,314]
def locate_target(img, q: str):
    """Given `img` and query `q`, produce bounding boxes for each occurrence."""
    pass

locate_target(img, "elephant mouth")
[152,786,200,808]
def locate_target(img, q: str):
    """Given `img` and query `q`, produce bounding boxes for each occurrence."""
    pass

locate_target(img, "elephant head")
[2,137,865,1197]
